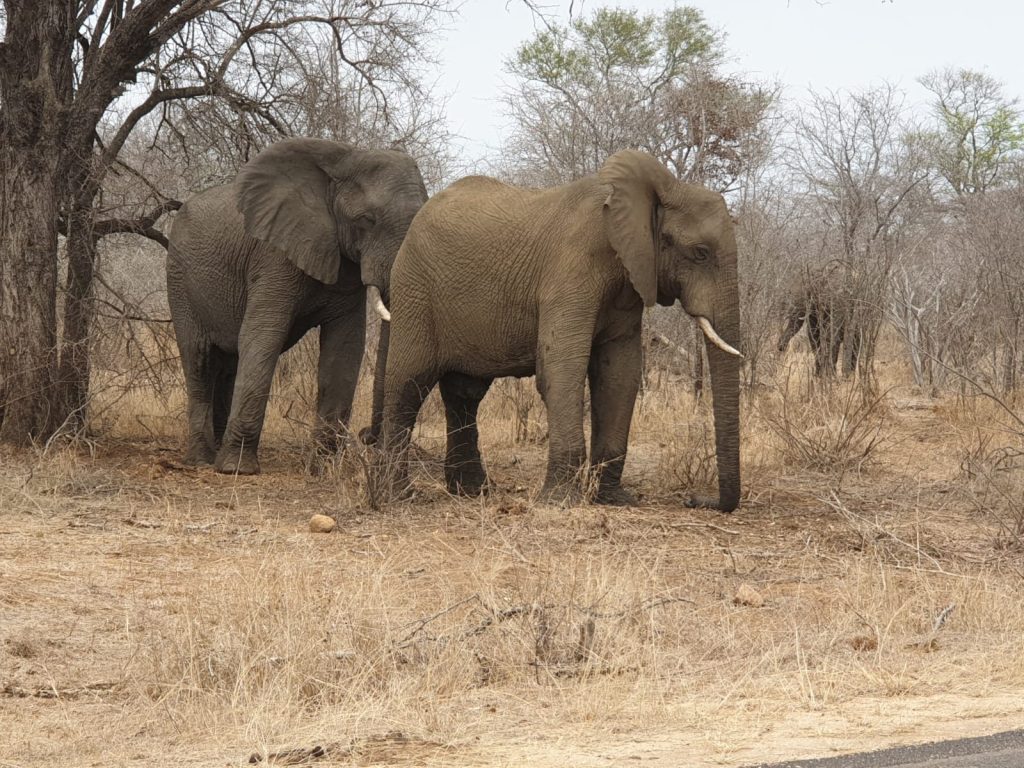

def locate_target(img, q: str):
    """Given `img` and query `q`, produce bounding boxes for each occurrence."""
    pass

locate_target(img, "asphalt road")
[745,730,1024,768]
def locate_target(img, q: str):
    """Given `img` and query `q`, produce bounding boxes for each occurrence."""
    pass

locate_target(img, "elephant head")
[778,293,809,353]
[234,137,427,302]
[600,150,742,512]
[234,138,427,438]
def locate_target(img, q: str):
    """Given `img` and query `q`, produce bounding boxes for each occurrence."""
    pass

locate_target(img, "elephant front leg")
[536,317,594,505]
[215,294,293,475]
[309,311,366,475]
[440,373,492,496]
[376,371,437,502]
[807,310,834,377]
[588,332,642,506]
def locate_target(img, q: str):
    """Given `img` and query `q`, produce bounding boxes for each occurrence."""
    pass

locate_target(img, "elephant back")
[168,184,247,265]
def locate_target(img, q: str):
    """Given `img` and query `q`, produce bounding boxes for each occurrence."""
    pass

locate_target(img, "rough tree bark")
[0,0,73,444]
[0,0,212,442]
[56,190,99,431]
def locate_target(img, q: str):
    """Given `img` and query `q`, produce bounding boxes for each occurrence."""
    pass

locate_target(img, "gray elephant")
[166,138,426,474]
[378,150,742,511]
[777,262,862,378]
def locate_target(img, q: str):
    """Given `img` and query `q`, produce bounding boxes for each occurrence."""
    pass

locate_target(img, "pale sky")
[435,0,1024,164]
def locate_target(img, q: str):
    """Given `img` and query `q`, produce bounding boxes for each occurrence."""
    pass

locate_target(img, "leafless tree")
[0,0,452,444]
[787,84,930,389]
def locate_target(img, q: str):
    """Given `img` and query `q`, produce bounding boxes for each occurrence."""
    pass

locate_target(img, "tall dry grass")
[4,325,1024,766]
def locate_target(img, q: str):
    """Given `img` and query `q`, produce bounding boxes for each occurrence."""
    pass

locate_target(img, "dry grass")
[2,345,1024,767]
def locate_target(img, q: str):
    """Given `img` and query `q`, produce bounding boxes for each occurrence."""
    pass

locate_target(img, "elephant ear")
[599,150,676,307]
[235,138,354,284]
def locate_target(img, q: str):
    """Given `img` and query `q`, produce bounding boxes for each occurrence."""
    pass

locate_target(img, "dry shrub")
[124,538,696,742]
[125,551,430,739]
[483,378,546,446]
[655,417,717,494]
[760,377,889,476]
[958,430,1024,550]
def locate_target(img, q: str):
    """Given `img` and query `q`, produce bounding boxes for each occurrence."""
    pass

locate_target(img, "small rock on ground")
[309,514,336,533]
[733,583,765,608]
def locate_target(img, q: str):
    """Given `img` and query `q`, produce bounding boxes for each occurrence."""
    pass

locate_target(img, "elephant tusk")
[697,317,743,358]
[368,286,391,323]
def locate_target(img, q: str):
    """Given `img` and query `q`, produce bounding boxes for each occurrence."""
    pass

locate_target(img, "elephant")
[166,138,427,474]
[377,149,742,511]
[777,261,862,378]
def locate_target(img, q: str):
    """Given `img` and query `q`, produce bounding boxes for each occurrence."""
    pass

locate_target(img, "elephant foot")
[183,442,216,467]
[308,434,349,477]
[595,485,638,507]
[445,456,488,497]
[685,494,733,513]
[536,481,584,508]
[306,450,333,477]
[371,476,414,505]
[215,444,261,475]
[446,471,489,497]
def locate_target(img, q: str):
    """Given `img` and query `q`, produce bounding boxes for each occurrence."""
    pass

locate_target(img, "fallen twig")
[184,521,220,533]
[667,521,743,536]
[3,682,116,700]
[249,731,430,765]
[395,594,694,651]
[122,518,161,529]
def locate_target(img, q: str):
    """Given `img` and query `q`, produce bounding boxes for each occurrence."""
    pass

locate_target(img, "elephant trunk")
[360,240,399,445]
[703,279,742,513]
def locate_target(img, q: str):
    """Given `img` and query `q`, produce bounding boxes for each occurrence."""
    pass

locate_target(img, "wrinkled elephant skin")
[380,150,742,511]
[167,138,426,475]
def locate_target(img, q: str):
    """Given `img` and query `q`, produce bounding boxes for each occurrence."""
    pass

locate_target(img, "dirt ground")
[2,369,1024,767]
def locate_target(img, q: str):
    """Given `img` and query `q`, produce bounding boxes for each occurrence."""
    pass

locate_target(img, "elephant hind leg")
[169,300,217,465]
[210,347,237,447]
[440,373,492,496]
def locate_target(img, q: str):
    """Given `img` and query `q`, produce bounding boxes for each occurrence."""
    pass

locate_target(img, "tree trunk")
[0,147,61,444]
[55,205,98,432]
[0,0,74,444]
[1001,342,1016,395]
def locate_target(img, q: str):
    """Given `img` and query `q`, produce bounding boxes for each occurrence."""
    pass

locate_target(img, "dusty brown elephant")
[377,150,743,511]
[777,261,863,378]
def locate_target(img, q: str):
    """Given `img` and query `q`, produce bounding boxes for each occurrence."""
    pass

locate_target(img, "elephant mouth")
[696,316,742,357]
[367,285,391,322]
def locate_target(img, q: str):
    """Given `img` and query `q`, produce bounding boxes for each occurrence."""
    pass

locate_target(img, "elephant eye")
[355,212,377,229]
[693,244,712,263]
